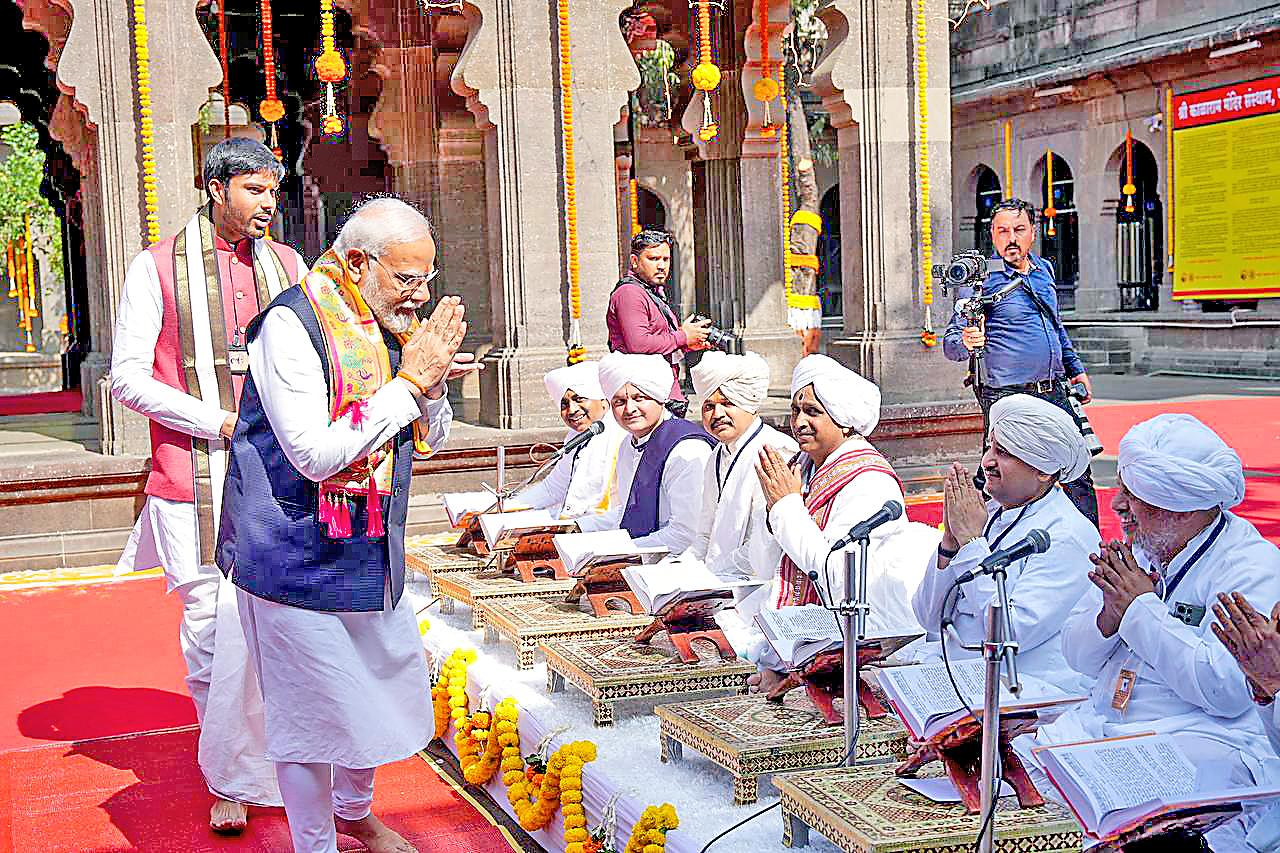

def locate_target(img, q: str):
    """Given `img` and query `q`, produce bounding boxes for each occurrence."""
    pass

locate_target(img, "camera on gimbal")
[690,314,742,353]
[931,250,1006,296]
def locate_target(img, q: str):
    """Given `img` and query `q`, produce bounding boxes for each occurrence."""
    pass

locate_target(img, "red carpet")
[0,577,514,852]
[0,728,509,852]
[0,389,82,417]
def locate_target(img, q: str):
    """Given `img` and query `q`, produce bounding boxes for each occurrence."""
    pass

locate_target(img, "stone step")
[1070,336,1131,351]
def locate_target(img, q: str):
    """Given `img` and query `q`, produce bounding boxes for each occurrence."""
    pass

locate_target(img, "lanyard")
[567,432,593,475]
[980,484,1056,552]
[715,420,765,497]
[1158,513,1228,601]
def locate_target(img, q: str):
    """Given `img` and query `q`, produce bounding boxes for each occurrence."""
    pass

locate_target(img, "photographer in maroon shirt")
[606,230,710,417]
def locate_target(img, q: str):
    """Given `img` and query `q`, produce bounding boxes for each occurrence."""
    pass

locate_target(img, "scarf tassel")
[366,476,386,537]
[319,489,353,538]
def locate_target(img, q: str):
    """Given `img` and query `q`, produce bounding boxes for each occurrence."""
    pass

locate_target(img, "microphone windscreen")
[885,500,903,521]
[1027,528,1051,554]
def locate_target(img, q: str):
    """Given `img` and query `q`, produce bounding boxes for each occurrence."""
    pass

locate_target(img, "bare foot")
[335,813,418,853]
[209,798,247,835]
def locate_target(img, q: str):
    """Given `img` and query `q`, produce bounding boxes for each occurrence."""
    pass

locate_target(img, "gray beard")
[360,283,414,335]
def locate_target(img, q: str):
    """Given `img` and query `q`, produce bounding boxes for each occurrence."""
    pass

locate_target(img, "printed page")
[622,556,729,614]
[552,530,637,575]
[441,491,500,527]
[761,605,841,642]
[1042,735,1196,833]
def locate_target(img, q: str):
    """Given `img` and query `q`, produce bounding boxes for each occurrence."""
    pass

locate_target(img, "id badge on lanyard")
[229,326,249,375]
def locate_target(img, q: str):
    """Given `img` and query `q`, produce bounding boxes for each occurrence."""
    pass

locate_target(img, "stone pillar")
[812,0,965,402]
[634,128,694,316]
[57,0,220,453]
[453,0,637,428]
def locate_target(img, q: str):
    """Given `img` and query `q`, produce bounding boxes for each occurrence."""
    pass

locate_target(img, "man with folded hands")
[1029,413,1280,852]
[911,393,1098,689]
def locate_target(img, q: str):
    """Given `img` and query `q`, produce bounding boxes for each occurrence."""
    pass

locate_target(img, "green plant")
[634,40,678,125]
[0,122,63,280]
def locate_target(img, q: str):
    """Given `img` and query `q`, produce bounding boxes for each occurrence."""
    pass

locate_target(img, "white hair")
[332,197,433,258]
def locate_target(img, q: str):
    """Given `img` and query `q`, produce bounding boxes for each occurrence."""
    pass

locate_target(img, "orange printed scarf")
[300,251,431,538]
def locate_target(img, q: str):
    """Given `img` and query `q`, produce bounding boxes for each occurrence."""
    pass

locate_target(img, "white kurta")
[766,437,936,635]
[1249,703,1280,852]
[233,306,451,768]
[516,418,625,518]
[1033,511,1280,791]
[574,414,713,554]
[687,419,797,578]
[911,486,1099,691]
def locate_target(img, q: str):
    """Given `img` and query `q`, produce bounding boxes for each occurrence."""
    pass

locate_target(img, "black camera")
[931,251,1005,295]
[690,314,741,353]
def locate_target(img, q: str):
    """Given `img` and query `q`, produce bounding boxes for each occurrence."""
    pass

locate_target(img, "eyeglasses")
[371,256,440,292]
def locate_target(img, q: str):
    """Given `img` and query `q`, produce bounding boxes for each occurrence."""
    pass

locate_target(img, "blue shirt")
[942,254,1084,387]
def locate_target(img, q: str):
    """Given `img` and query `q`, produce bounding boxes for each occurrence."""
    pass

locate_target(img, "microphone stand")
[977,562,1020,853]
[835,536,872,767]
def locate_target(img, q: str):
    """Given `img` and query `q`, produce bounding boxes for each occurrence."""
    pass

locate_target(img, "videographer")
[942,198,1099,527]
[607,229,711,416]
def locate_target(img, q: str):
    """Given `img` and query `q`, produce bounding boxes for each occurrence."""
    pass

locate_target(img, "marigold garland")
[753,0,778,136]
[692,0,719,141]
[912,0,936,347]
[130,0,159,244]
[554,0,585,365]
[431,648,475,740]
[259,0,284,144]
[316,0,346,136]
[509,740,597,832]
[622,804,679,853]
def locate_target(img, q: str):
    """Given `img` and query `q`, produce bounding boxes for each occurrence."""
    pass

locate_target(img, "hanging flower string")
[258,0,285,155]
[691,0,720,142]
[218,0,231,138]
[779,65,794,310]
[1123,129,1136,213]
[913,0,936,347]
[622,804,680,853]
[629,177,641,236]
[316,0,347,136]
[130,0,159,244]
[752,0,779,137]
[1044,150,1058,237]
[555,0,586,364]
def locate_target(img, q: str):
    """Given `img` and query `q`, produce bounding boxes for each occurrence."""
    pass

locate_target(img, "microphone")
[551,420,604,459]
[829,501,903,551]
[954,528,1050,583]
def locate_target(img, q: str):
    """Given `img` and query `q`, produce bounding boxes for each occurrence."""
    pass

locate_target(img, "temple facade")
[7,0,957,455]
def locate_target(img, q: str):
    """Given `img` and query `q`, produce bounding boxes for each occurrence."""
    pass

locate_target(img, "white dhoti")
[236,585,432,768]
[117,496,277,804]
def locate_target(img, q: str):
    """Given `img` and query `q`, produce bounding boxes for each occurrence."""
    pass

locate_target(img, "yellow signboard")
[1173,77,1280,300]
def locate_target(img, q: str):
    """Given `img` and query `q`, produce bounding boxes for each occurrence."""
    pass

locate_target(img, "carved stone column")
[812,0,965,401]
[454,0,637,428]
[56,0,220,453]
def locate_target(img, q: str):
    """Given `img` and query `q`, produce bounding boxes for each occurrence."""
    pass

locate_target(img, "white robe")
[911,485,1099,692]
[515,418,625,518]
[730,438,938,666]
[1249,703,1280,852]
[1031,512,1280,851]
[574,414,713,554]
[230,306,451,769]
[687,419,797,579]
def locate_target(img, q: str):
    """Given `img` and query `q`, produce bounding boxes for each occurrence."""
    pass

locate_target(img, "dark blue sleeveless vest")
[620,417,714,538]
[215,285,415,612]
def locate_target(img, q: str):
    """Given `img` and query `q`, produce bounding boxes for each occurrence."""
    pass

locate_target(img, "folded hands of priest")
[1213,592,1280,704]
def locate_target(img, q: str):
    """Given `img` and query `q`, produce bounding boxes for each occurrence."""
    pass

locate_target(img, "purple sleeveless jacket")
[620,417,714,538]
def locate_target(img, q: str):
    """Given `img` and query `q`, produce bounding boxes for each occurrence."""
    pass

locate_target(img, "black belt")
[991,378,1062,394]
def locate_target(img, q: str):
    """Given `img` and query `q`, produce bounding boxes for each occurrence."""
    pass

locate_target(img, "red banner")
[1173,76,1280,129]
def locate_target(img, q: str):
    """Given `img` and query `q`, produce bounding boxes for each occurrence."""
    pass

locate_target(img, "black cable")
[939,580,981,727]
[697,724,861,853]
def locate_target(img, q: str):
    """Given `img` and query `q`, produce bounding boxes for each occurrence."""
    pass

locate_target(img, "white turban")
[596,352,673,403]
[691,351,770,413]
[790,354,881,435]
[988,394,1091,483]
[1117,413,1245,511]
[544,361,604,404]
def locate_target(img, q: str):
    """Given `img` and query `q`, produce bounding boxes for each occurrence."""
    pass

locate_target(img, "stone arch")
[1031,151,1079,307]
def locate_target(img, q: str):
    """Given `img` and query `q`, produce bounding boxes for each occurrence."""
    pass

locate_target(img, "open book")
[440,491,528,528]
[551,530,669,576]
[1036,734,1280,842]
[876,659,1085,741]
[478,509,576,550]
[754,605,922,670]
[621,556,763,617]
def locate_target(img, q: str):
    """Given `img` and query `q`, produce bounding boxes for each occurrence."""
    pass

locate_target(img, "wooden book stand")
[633,595,736,664]
[765,648,892,726]
[570,560,644,617]
[896,711,1043,814]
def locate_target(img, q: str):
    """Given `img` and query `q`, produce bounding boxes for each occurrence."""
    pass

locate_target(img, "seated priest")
[911,394,1098,689]
[514,361,625,518]
[685,350,798,578]
[1215,592,1280,852]
[574,352,714,552]
[753,354,936,648]
[1028,414,1280,852]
